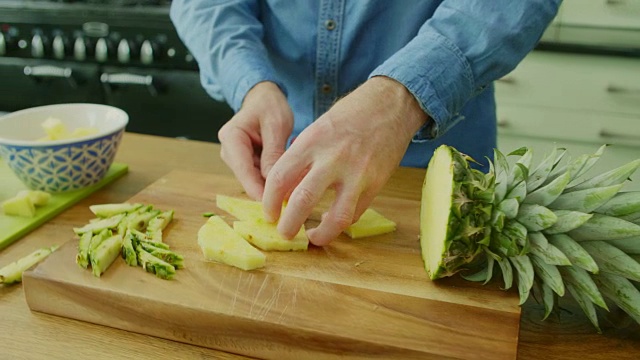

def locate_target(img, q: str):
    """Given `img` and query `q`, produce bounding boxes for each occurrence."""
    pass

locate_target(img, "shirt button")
[321,84,332,94]
[324,19,336,30]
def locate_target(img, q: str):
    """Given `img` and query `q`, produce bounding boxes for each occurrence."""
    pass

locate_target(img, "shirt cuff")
[369,30,475,141]
[218,49,287,112]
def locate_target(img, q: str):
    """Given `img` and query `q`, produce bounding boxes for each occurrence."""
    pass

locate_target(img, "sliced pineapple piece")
[198,216,266,271]
[233,218,309,251]
[41,117,69,140]
[216,194,265,221]
[344,208,397,238]
[2,192,36,218]
[17,190,51,207]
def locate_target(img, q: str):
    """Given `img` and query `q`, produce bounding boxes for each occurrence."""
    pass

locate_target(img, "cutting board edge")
[22,268,519,360]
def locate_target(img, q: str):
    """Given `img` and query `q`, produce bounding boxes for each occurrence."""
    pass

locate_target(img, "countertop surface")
[1,132,639,360]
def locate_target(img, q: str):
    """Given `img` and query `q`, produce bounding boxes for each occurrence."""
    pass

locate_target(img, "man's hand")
[262,76,429,246]
[218,81,293,200]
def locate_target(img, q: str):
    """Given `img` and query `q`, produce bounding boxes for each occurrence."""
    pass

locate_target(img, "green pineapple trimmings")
[420,144,640,331]
[0,245,59,285]
[89,203,143,218]
[73,203,182,280]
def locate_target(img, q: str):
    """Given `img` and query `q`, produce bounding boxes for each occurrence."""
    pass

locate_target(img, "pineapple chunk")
[233,219,309,251]
[17,190,51,207]
[2,192,36,218]
[216,194,287,221]
[41,117,70,140]
[216,194,266,221]
[198,216,266,271]
[344,208,397,238]
[69,127,99,138]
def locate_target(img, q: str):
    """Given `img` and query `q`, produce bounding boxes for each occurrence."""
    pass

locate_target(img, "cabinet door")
[497,105,640,147]
[0,57,103,112]
[495,52,640,117]
[561,0,640,30]
[101,66,234,142]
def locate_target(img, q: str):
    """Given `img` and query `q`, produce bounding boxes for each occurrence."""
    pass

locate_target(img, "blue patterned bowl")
[0,104,128,193]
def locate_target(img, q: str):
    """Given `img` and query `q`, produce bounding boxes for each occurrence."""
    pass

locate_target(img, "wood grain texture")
[23,170,521,360]
[3,133,639,360]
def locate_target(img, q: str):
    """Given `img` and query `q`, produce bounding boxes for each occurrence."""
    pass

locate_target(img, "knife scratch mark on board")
[277,285,298,324]
[249,275,269,318]
[230,271,243,314]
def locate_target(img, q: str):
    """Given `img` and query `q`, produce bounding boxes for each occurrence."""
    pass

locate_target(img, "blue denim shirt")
[170,0,561,168]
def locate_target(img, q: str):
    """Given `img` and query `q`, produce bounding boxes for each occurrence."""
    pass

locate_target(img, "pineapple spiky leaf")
[420,144,640,332]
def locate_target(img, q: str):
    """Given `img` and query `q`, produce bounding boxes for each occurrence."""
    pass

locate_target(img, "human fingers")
[276,166,334,239]
[306,183,360,246]
[261,147,312,223]
[260,112,293,179]
[218,125,265,200]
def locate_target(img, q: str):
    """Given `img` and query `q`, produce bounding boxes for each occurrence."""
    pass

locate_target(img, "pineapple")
[420,144,640,331]
[216,194,267,221]
[197,216,266,271]
[233,218,309,251]
[344,208,397,238]
[0,245,58,285]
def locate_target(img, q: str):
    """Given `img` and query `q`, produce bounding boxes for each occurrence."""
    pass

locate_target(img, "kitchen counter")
[1,133,638,360]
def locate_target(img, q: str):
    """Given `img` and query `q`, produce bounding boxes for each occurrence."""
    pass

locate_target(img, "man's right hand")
[218,81,293,201]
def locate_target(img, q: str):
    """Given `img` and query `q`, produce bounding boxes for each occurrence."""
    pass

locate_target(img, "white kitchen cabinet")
[496,51,640,118]
[551,0,640,48]
[495,51,640,148]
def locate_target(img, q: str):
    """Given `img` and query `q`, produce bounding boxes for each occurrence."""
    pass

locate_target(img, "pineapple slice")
[216,194,265,221]
[233,219,309,251]
[197,216,266,271]
[344,208,397,238]
[216,194,287,221]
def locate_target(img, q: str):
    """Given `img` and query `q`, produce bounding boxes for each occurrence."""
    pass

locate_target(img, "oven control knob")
[52,35,66,60]
[74,37,87,61]
[31,34,45,58]
[0,33,6,56]
[95,38,109,62]
[140,40,155,65]
[117,39,131,63]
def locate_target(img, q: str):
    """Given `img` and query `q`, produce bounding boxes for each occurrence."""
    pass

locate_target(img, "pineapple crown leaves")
[437,144,640,332]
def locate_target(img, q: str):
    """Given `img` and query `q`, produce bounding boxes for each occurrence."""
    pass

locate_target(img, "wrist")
[242,81,286,109]
[367,76,430,140]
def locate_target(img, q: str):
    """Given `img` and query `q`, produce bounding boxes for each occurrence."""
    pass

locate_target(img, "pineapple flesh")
[421,144,640,331]
[344,208,397,239]
[197,216,266,271]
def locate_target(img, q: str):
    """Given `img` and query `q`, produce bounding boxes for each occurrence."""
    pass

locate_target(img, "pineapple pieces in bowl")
[0,103,128,193]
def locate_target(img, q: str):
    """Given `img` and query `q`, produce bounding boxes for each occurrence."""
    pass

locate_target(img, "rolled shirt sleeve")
[170,0,285,112]
[369,0,562,141]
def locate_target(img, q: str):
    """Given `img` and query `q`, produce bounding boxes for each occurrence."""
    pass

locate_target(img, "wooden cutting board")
[0,160,129,250]
[22,170,521,360]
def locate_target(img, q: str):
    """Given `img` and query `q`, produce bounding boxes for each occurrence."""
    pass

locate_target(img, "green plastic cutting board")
[0,159,128,250]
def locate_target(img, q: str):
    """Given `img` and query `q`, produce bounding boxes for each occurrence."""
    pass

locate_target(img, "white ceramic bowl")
[0,103,128,193]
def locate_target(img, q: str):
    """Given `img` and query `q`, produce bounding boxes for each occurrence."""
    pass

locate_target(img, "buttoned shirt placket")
[314,0,345,121]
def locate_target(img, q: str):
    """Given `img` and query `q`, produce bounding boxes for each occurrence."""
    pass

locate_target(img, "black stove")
[0,0,234,142]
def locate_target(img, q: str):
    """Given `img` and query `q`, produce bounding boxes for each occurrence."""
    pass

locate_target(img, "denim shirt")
[170,0,561,168]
